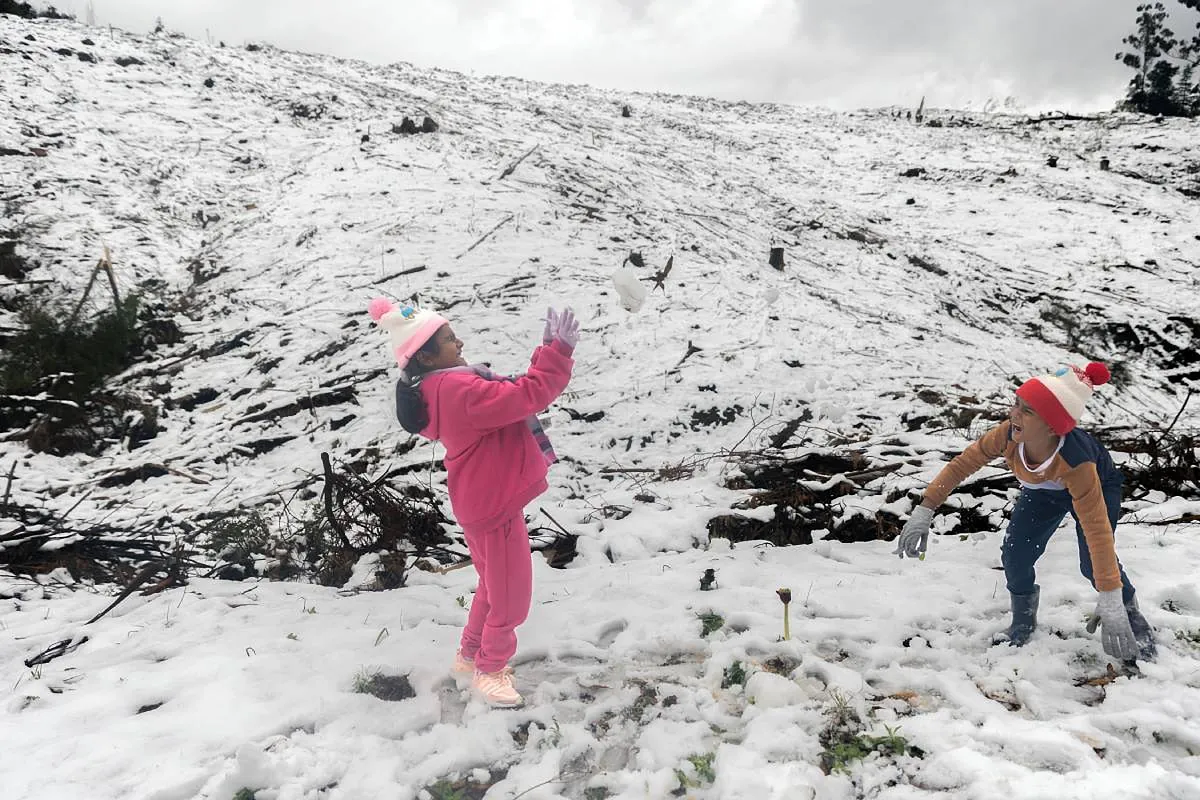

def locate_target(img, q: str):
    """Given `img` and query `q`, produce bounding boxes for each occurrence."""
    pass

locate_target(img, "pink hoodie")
[419,340,574,532]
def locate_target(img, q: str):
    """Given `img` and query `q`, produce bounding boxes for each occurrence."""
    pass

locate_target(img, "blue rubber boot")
[993,586,1040,647]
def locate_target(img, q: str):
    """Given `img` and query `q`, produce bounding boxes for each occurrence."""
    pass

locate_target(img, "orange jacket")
[923,421,1124,592]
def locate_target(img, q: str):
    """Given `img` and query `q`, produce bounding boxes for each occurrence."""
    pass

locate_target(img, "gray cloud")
[43,0,1188,111]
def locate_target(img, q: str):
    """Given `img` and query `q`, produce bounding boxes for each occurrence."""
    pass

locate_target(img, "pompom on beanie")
[367,297,447,371]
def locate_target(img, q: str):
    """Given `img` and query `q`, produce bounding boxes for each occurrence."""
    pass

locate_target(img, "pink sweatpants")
[459,514,533,674]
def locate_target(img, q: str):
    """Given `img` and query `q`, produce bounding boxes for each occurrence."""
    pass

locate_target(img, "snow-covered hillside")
[2,15,1200,800]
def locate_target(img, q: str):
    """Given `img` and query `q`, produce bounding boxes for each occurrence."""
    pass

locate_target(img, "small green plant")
[200,509,274,581]
[424,781,467,800]
[698,611,724,638]
[721,660,747,689]
[674,752,716,789]
[233,789,257,800]
[0,294,142,401]
[456,594,467,608]
[286,632,298,641]
[583,788,612,800]
[820,722,920,775]
[352,668,379,694]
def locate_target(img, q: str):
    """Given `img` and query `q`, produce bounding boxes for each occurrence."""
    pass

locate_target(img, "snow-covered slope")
[2,16,1200,800]
[2,16,1197,542]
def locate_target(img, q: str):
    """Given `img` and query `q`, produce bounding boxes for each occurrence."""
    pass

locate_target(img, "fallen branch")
[1155,389,1194,448]
[433,560,474,575]
[24,636,89,668]
[456,214,515,259]
[373,264,427,284]
[497,144,539,180]
[85,561,160,625]
[539,507,573,538]
[666,341,702,375]
[1021,113,1103,124]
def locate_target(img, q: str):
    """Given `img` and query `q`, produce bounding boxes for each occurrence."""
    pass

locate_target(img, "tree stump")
[769,247,785,271]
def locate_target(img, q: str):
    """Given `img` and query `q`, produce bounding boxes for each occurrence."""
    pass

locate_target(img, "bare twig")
[498,144,539,180]
[539,507,573,538]
[1156,389,1195,445]
[508,768,592,800]
[321,452,354,552]
[456,214,515,259]
[1,460,14,509]
[67,254,105,326]
[85,561,160,625]
[99,245,119,307]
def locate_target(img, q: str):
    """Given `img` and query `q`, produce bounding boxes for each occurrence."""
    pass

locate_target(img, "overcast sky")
[40,0,1190,111]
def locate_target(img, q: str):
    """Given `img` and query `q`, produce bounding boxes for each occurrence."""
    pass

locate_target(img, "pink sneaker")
[452,650,475,676]
[472,668,523,708]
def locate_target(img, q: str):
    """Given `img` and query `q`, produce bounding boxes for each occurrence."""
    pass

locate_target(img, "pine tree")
[1177,0,1200,113]
[0,0,71,19]
[1116,3,1179,113]
[0,1,38,17]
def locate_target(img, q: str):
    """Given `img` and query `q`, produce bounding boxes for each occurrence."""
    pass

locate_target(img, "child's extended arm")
[1064,463,1136,659]
[895,421,1011,560]
[920,421,1012,509]
[462,341,574,431]
[1063,464,1122,592]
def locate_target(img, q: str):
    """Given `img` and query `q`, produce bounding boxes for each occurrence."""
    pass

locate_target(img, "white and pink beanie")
[1016,361,1111,436]
[367,297,447,371]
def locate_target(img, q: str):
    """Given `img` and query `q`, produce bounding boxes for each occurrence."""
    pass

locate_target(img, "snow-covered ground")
[2,15,1200,800]
[4,521,1200,799]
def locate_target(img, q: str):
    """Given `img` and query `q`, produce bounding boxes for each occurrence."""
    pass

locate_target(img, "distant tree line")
[1117,1,1200,116]
[0,1,73,19]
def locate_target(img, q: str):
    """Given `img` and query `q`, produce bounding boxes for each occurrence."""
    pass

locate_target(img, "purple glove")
[550,307,579,351]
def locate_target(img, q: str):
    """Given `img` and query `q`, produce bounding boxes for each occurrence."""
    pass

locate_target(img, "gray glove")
[1096,589,1137,661]
[894,504,934,559]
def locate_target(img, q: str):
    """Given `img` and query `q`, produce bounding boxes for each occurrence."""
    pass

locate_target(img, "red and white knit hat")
[1015,362,1111,436]
[367,297,447,371]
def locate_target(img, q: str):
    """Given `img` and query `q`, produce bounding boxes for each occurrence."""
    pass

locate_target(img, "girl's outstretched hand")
[553,308,580,350]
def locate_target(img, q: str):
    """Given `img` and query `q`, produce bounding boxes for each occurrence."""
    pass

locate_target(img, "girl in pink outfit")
[367,298,578,707]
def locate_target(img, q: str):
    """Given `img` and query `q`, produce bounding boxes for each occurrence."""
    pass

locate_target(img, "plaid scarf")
[410,364,557,465]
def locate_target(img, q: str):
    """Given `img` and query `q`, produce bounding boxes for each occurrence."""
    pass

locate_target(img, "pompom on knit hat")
[1015,361,1111,436]
[367,296,447,371]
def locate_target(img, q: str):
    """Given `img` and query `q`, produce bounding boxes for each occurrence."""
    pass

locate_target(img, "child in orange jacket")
[895,362,1156,662]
